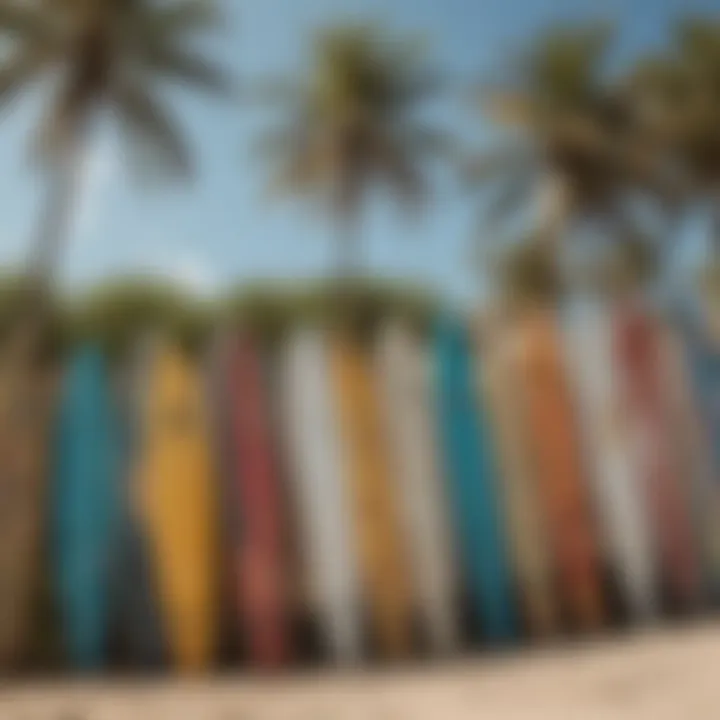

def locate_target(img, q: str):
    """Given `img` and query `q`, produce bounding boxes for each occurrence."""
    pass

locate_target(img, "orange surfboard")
[515,309,605,632]
[477,312,558,638]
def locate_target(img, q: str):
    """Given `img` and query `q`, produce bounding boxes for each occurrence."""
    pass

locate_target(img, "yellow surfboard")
[136,342,218,673]
[330,335,413,658]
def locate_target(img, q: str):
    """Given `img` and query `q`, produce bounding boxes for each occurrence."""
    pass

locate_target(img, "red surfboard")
[613,303,701,611]
[225,332,290,667]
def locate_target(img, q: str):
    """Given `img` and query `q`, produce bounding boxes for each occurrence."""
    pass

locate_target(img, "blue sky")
[0,0,717,307]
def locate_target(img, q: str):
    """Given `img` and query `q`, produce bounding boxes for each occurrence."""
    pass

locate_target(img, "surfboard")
[330,333,414,658]
[204,331,244,666]
[514,309,605,632]
[613,304,701,611]
[476,311,558,638]
[434,318,517,643]
[278,327,363,665]
[137,342,218,673]
[561,300,658,622]
[655,321,714,603]
[0,334,56,671]
[675,308,720,600]
[375,320,459,654]
[111,341,167,669]
[223,332,290,668]
[52,347,122,670]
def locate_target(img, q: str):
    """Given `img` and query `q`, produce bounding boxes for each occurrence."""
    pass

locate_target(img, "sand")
[2,620,719,719]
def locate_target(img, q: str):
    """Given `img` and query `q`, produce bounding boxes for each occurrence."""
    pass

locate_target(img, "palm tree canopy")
[0,0,231,176]
[633,18,720,193]
[255,23,442,217]
[468,24,663,237]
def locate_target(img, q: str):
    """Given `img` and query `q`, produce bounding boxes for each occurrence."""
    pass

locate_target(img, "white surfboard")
[279,327,363,664]
[375,320,458,654]
[561,300,658,622]
[475,312,558,638]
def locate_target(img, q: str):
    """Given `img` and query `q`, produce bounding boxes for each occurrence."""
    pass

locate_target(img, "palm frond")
[140,43,231,95]
[0,45,52,109]
[677,17,720,67]
[462,144,534,187]
[374,133,425,206]
[481,89,536,128]
[255,22,441,224]
[113,79,191,177]
[0,1,55,41]
[140,0,223,40]
[524,23,613,107]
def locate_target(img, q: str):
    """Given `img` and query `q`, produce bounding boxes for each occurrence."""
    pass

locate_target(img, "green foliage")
[60,278,214,359]
[492,239,563,305]
[0,275,440,357]
[634,18,720,192]
[469,21,665,258]
[221,278,439,344]
[254,22,443,276]
[0,0,231,177]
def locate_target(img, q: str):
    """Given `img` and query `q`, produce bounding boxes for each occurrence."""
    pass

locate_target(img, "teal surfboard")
[434,319,517,642]
[53,347,122,670]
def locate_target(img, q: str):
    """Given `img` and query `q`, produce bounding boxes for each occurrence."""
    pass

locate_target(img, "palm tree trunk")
[334,207,362,282]
[26,140,82,296]
[537,172,569,245]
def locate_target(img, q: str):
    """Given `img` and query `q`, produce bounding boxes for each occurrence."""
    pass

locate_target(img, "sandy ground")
[2,621,720,719]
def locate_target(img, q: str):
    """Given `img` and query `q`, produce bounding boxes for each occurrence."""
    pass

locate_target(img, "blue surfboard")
[52,347,121,670]
[434,318,517,642]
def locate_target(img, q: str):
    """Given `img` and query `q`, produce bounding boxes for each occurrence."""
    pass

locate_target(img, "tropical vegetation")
[0,0,230,290]
[255,23,442,279]
[0,6,719,336]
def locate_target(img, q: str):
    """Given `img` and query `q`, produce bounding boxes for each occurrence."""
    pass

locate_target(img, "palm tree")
[0,0,230,296]
[466,24,663,253]
[632,18,720,256]
[255,23,441,280]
